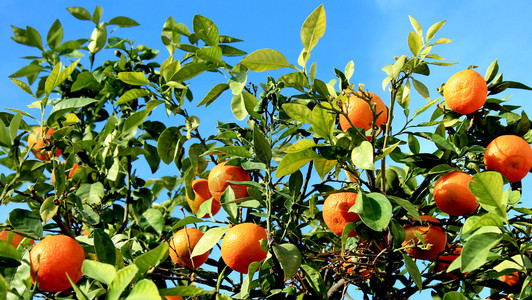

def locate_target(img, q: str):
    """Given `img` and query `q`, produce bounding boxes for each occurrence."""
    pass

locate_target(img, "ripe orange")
[187,178,221,218]
[29,235,85,292]
[51,162,79,185]
[322,192,359,237]
[208,161,251,201]
[434,245,462,279]
[339,92,388,135]
[27,126,63,161]
[168,228,209,269]
[500,271,520,287]
[402,216,447,260]
[484,135,532,183]
[221,223,268,274]
[433,171,479,216]
[162,296,182,300]
[0,230,34,248]
[443,69,487,114]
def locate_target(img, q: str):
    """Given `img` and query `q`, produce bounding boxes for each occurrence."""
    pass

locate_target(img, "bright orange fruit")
[27,126,63,161]
[402,216,447,260]
[187,178,221,218]
[434,245,462,279]
[0,230,34,248]
[433,171,479,216]
[168,228,209,269]
[484,135,532,183]
[322,192,359,237]
[29,235,85,292]
[208,161,250,201]
[221,223,268,274]
[339,92,388,135]
[443,69,487,114]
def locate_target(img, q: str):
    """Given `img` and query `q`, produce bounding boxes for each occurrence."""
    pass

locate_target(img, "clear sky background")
[1,1,532,299]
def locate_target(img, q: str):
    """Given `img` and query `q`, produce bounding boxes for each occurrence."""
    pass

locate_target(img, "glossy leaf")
[76,182,105,205]
[190,227,228,258]
[401,252,422,291]
[197,83,229,107]
[134,243,169,274]
[66,7,92,21]
[469,171,507,221]
[311,103,335,140]
[108,265,139,300]
[126,279,159,300]
[351,192,392,231]
[253,124,272,164]
[118,72,150,86]
[408,32,422,56]
[461,232,502,273]
[272,243,302,280]
[108,16,140,27]
[8,209,42,239]
[94,228,117,266]
[241,49,290,72]
[82,260,117,286]
[170,63,208,82]
[282,103,312,124]
[193,15,219,46]
[276,149,319,177]
[282,139,316,153]
[301,4,326,51]
[351,141,375,170]
[115,89,151,105]
[426,20,445,43]
[157,127,181,164]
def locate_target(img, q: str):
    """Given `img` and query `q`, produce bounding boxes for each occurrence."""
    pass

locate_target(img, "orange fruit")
[187,178,221,218]
[484,135,532,183]
[342,257,373,278]
[221,223,268,274]
[162,296,182,300]
[208,161,251,201]
[433,171,479,216]
[29,235,85,292]
[27,126,63,161]
[443,69,487,114]
[0,230,34,248]
[500,271,520,287]
[402,216,447,260]
[51,162,79,185]
[322,192,359,237]
[434,245,462,279]
[339,92,388,135]
[169,228,209,269]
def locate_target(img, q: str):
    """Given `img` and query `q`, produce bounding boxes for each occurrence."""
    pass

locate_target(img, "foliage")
[2,4,532,300]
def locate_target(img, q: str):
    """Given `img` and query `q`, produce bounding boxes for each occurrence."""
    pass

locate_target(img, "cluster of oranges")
[170,161,268,275]
[324,69,532,283]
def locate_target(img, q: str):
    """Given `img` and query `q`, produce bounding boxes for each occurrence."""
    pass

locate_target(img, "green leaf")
[219,44,247,57]
[160,286,210,298]
[461,232,502,273]
[45,62,61,96]
[121,109,151,139]
[462,212,504,236]
[0,240,22,261]
[443,291,466,300]
[8,209,42,239]
[426,20,445,42]
[344,60,354,82]
[231,93,247,121]
[241,49,290,72]
[118,72,150,85]
[432,37,451,45]
[170,63,208,82]
[408,15,423,37]
[66,7,92,20]
[220,187,238,221]
[196,45,222,63]
[301,264,326,297]
[140,208,164,235]
[408,32,422,56]
[134,243,169,274]
[401,251,422,290]
[39,196,58,224]
[193,15,219,46]
[351,193,392,231]
[47,19,63,50]
[272,243,302,280]
[412,79,430,100]
[413,98,439,118]
[76,182,105,205]
[282,103,312,124]
[253,124,272,165]
[82,260,116,286]
[388,196,421,221]
[92,6,103,24]
[228,71,248,95]
[126,279,159,300]
[351,141,375,170]
[157,127,182,164]
[108,16,140,27]
[71,71,98,92]
[242,91,261,119]
[0,121,11,147]
[197,83,229,107]
[115,89,151,105]
[170,216,204,232]
[25,26,43,50]
[10,63,43,79]
[391,55,406,78]
[88,23,107,54]
[313,158,336,181]
[469,171,507,221]
[108,265,139,300]
[276,149,319,177]
[282,139,316,153]
[203,146,252,158]
[94,229,117,266]
[11,78,33,95]
[301,4,326,51]
[47,97,98,126]
[311,103,335,140]
[190,227,228,258]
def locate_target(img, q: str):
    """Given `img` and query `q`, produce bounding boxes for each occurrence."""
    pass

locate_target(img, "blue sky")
[1,1,532,298]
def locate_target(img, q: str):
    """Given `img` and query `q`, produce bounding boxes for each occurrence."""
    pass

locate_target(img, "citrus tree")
[1,4,532,300]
